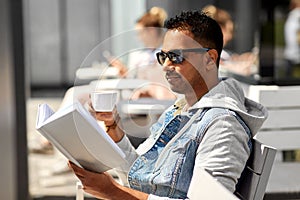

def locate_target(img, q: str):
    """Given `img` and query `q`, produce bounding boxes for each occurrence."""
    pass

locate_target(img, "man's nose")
[162,58,174,72]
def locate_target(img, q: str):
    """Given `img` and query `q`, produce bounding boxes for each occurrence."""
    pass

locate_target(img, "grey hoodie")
[191,78,268,193]
[197,78,268,135]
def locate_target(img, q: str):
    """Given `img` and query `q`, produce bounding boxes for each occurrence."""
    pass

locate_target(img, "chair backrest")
[247,85,300,195]
[235,139,276,200]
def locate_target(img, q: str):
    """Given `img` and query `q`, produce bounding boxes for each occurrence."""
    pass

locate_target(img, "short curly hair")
[165,10,223,66]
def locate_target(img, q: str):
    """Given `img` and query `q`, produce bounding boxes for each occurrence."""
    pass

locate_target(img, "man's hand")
[68,161,149,200]
[86,100,124,142]
[109,58,128,77]
[69,161,120,199]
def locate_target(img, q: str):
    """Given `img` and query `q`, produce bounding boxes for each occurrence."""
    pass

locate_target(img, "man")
[69,10,268,199]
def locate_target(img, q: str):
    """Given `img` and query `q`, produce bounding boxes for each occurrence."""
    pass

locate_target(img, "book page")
[36,104,55,128]
[36,101,126,173]
[74,102,125,158]
[42,103,77,126]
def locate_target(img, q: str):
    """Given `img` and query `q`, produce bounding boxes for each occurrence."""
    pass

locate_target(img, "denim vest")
[128,107,251,199]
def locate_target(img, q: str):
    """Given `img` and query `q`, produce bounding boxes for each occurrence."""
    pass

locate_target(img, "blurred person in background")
[202,5,258,76]
[284,0,300,77]
[202,4,234,61]
[32,7,175,171]
[62,7,176,111]
[107,7,176,100]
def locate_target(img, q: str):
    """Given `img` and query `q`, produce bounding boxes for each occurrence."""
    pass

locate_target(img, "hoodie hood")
[192,78,268,135]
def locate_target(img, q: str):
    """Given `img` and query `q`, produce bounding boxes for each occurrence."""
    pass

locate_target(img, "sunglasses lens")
[156,51,184,65]
[168,52,183,64]
[156,52,167,65]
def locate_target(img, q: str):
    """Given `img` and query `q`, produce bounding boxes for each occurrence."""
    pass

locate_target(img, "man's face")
[160,30,209,96]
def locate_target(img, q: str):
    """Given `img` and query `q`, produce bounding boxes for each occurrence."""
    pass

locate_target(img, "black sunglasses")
[156,48,211,65]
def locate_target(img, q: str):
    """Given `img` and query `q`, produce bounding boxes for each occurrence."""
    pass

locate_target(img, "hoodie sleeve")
[194,113,251,192]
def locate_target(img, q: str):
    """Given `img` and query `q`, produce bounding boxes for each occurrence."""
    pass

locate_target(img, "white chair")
[189,139,276,200]
[247,85,300,195]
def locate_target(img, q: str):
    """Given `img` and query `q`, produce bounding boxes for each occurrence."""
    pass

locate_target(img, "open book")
[36,101,126,173]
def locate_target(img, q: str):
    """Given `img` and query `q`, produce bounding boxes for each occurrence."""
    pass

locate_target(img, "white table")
[90,79,149,90]
[90,79,150,99]
[118,98,174,115]
[117,98,175,140]
[76,67,119,80]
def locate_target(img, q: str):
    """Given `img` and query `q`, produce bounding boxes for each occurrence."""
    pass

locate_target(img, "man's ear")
[206,49,218,70]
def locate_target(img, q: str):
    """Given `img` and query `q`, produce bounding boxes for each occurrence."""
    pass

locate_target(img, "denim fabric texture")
[128,107,251,198]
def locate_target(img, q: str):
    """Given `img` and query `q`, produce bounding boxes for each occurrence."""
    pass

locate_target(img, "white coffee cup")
[91,90,118,112]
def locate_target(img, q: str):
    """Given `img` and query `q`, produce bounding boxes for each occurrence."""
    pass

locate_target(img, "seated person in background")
[284,0,300,77]
[60,8,176,108]
[33,8,175,172]
[107,7,176,100]
[202,5,258,76]
[69,10,268,199]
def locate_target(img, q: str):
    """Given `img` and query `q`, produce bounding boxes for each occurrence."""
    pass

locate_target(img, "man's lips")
[165,73,181,81]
